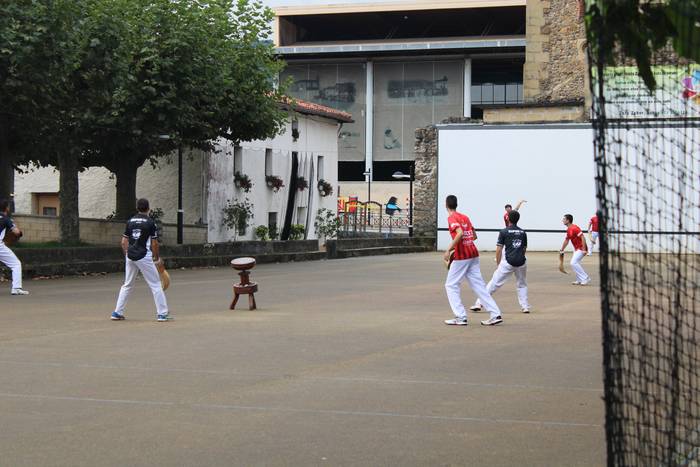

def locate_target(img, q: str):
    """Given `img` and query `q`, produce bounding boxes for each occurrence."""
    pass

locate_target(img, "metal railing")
[337,201,410,236]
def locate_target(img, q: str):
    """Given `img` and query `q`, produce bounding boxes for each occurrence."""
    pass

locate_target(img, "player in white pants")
[561,214,590,285]
[471,210,530,313]
[587,215,599,256]
[443,195,503,326]
[0,199,28,295]
[111,198,170,321]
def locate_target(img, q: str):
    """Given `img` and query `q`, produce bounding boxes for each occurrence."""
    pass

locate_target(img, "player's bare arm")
[121,236,128,255]
[151,239,160,262]
[560,238,570,253]
[10,225,21,236]
[495,244,503,265]
[515,199,527,211]
[444,227,463,262]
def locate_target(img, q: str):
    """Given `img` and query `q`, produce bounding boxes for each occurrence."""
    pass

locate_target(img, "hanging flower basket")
[317,179,333,197]
[265,175,285,192]
[234,172,253,193]
[297,176,309,191]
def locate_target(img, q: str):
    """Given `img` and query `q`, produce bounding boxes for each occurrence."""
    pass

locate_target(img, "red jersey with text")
[590,216,599,232]
[448,212,479,260]
[567,224,586,251]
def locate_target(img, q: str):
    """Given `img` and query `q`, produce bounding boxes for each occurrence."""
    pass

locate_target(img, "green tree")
[85,0,287,219]
[0,0,90,243]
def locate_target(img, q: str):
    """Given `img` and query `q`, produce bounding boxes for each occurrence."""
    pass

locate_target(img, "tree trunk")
[0,119,14,202]
[113,160,138,220]
[57,151,80,244]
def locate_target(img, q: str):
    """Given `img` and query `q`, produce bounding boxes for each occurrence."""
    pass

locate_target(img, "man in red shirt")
[560,214,590,285]
[503,200,526,227]
[443,195,503,326]
[587,214,599,256]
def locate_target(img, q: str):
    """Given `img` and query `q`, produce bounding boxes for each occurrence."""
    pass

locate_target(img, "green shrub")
[254,225,269,241]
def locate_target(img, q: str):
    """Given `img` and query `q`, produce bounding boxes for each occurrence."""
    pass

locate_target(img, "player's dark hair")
[505,204,512,210]
[508,210,520,225]
[136,198,150,213]
[564,214,573,223]
[0,199,8,213]
[446,195,458,210]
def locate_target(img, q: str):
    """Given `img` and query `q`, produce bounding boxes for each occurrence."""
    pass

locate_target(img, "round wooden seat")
[231,257,256,271]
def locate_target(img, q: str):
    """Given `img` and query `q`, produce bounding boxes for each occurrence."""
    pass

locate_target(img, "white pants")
[445,257,501,320]
[571,250,590,283]
[588,232,599,255]
[0,243,22,290]
[114,254,168,316]
[475,260,529,310]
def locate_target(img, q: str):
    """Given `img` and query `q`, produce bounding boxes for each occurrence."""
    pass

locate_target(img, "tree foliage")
[587,0,700,90]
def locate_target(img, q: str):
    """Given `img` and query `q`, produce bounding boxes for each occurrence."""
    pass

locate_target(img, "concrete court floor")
[0,252,605,467]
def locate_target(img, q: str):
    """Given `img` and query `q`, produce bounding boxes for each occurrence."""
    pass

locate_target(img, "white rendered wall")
[436,124,596,251]
[207,115,339,242]
[14,153,207,225]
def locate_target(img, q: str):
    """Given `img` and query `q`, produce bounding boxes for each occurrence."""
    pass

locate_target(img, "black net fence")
[588,3,700,465]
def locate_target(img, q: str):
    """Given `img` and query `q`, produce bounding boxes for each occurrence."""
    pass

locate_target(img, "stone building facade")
[413,0,589,239]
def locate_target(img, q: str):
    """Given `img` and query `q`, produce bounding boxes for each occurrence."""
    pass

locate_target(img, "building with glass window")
[274,0,536,197]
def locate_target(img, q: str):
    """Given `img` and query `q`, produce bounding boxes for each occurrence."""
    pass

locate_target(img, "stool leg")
[230,293,240,310]
[249,293,257,310]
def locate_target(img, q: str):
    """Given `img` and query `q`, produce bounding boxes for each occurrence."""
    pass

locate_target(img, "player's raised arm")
[514,200,527,211]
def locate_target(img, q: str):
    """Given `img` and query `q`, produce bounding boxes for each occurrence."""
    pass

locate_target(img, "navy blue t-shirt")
[497,225,527,267]
[123,214,158,261]
[0,214,15,242]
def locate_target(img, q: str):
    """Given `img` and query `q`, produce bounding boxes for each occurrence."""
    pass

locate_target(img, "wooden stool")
[230,257,258,310]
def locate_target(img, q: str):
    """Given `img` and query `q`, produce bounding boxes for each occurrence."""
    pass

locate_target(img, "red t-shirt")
[590,216,599,232]
[448,212,479,260]
[503,211,510,227]
[567,224,586,251]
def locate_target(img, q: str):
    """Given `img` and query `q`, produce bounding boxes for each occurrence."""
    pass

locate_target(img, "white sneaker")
[444,318,468,326]
[587,251,593,256]
[11,288,29,296]
[571,281,581,285]
[469,305,483,312]
[521,308,530,314]
[481,316,503,326]
[580,280,591,286]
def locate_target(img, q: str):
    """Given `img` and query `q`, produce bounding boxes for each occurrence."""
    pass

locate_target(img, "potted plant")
[314,208,341,251]
[222,198,254,241]
[289,224,305,240]
[234,172,253,193]
[268,224,279,240]
[265,175,285,192]
[296,176,309,191]
[317,179,333,197]
[254,225,269,241]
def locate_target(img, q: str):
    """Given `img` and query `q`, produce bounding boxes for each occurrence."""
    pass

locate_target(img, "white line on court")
[0,392,601,429]
[0,360,603,393]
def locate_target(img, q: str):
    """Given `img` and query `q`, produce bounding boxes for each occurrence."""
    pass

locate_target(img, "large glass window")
[471,60,524,107]
[373,60,464,161]
[281,63,367,162]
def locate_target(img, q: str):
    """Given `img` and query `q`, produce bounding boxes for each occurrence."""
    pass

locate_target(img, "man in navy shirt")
[0,199,28,295]
[471,209,530,313]
[111,198,171,322]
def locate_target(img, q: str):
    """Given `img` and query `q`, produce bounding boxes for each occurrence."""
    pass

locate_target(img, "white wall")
[14,152,208,225]
[207,114,339,242]
[436,124,596,251]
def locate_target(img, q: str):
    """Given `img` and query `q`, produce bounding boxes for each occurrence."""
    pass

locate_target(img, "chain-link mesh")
[588,6,700,465]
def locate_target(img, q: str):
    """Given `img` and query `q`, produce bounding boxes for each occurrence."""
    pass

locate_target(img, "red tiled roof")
[280,96,354,123]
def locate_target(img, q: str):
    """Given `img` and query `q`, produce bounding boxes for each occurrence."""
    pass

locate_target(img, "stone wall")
[524,0,587,105]
[13,214,207,245]
[413,126,438,238]
[483,103,586,123]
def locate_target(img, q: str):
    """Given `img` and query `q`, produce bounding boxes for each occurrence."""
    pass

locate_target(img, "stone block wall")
[413,127,439,238]
[483,103,586,124]
[13,215,207,245]
[524,0,587,105]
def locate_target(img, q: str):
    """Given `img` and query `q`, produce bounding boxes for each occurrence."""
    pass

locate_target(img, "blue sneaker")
[110,312,125,321]
[156,314,173,322]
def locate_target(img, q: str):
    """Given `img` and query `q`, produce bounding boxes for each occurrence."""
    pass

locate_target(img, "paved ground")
[0,252,604,467]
